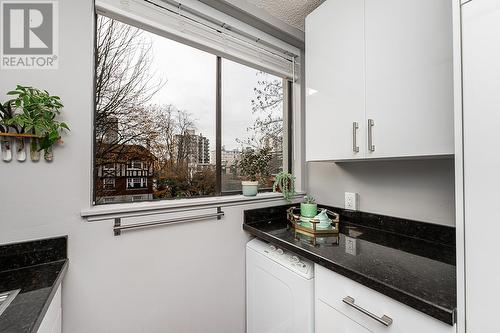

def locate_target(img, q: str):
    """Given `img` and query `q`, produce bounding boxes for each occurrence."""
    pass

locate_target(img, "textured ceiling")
[245,0,325,31]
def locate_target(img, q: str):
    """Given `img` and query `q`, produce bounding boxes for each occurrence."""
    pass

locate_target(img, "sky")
[146,32,282,151]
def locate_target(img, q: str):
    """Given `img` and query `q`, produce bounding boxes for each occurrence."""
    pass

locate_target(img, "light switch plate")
[344,192,358,210]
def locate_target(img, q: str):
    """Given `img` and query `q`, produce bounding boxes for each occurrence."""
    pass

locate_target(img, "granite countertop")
[243,205,456,325]
[0,237,68,333]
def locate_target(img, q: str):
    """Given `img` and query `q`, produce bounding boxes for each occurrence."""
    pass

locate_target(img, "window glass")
[94,15,289,204]
[221,59,285,192]
[95,15,216,204]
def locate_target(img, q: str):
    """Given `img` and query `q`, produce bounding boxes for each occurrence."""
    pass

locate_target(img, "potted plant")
[3,85,69,161]
[301,195,318,218]
[273,171,296,202]
[238,147,272,197]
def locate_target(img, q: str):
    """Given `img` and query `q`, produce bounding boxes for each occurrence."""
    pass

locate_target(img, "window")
[132,195,145,202]
[103,178,115,190]
[222,59,286,192]
[127,178,148,189]
[127,161,142,170]
[103,197,115,204]
[94,15,291,205]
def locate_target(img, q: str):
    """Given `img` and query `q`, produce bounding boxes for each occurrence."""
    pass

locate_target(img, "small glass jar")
[16,138,26,162]
[1,138,12,162]
[30,138,40,162]
[44,146,54,162]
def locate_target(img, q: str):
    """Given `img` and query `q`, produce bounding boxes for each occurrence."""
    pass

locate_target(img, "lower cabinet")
[314,265,455,333]
[37,285,62,333]
[316,298,372,333]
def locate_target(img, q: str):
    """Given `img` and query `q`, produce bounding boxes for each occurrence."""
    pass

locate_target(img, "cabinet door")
[316,298,373,333]
[305,0,365,161]
[364,0,454,158]
[315,265,456,333]
[462,0,500,331]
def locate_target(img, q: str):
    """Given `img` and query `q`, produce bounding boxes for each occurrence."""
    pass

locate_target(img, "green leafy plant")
[273,171,296,202]
[0,102,16,134]
[2,85,69,150]
[238,147,272,182]
[303,195,316,204]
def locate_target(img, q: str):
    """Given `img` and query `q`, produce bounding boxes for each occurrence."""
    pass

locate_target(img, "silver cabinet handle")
[342,296,393,326]
[368,119,375,152]
[352,122,359,153]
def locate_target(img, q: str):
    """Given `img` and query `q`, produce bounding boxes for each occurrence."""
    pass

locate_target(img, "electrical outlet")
[345,236,357,256]
[344,192,358,210]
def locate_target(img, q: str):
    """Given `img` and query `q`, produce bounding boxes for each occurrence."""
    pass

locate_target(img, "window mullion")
[215,56,222,196]
[287,79,293,173]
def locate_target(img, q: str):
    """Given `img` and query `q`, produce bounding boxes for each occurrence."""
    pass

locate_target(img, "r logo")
[3,3,53,54]
[1,1,58,69]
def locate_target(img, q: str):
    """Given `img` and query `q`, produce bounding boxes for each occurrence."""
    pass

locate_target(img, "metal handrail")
[113,209,224,236]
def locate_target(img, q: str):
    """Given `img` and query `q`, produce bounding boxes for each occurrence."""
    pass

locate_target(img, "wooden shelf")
[0,133,40,138]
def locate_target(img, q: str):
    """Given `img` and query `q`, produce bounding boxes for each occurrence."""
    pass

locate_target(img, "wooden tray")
[287,206,340,237]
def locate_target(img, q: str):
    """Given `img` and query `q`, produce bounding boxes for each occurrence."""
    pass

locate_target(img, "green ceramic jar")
[300,202,318,218]
[242,181,259,196]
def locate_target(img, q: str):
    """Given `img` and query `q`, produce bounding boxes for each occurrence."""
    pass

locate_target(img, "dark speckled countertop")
[0,237,68,333]
[243,205,456,325]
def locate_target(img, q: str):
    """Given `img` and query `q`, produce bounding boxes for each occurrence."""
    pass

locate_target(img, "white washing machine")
[246,238,314,333]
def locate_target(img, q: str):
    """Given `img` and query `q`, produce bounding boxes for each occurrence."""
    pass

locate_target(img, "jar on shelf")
[1,137,12,162]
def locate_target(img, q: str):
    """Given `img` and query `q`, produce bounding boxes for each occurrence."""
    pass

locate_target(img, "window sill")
[81,192,305,222]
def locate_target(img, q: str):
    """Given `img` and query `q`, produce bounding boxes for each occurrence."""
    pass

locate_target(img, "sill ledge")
[81,192,305,222]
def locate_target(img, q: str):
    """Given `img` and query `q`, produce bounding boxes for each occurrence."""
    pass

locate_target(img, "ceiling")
[244,0,325,31]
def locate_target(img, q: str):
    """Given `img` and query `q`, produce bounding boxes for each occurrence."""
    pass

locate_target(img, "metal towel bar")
[113,207,224,236]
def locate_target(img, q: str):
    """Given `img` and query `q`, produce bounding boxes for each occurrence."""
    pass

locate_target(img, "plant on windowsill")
[2,85,70,162]
[301,195,318,218]
[272,171,296,202]
[238,147,272,197]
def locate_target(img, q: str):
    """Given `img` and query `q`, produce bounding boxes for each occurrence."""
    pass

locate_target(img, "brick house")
[95,143,156,204]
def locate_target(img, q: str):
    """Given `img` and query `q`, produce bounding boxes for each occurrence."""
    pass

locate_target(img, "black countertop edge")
[243,223,456,325]
[29,259,68,333]
[0,236,67,271]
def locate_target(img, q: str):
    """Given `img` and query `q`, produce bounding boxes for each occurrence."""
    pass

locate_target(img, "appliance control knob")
[276,249,284,255]
[269,245,277,251]
[291,256,300,263]
[298,263,308,272]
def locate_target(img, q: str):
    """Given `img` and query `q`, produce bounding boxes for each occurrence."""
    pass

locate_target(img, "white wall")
[306,159,455,226]
[0,0,93,242]
[0,0,293,332]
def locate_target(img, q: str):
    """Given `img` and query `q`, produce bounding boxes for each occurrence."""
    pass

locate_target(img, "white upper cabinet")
[305,0,365,161]
[305,0,454,161]
[365,0,454,158]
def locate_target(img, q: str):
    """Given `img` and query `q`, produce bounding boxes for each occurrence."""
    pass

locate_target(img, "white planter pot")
[242,181,259,196]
